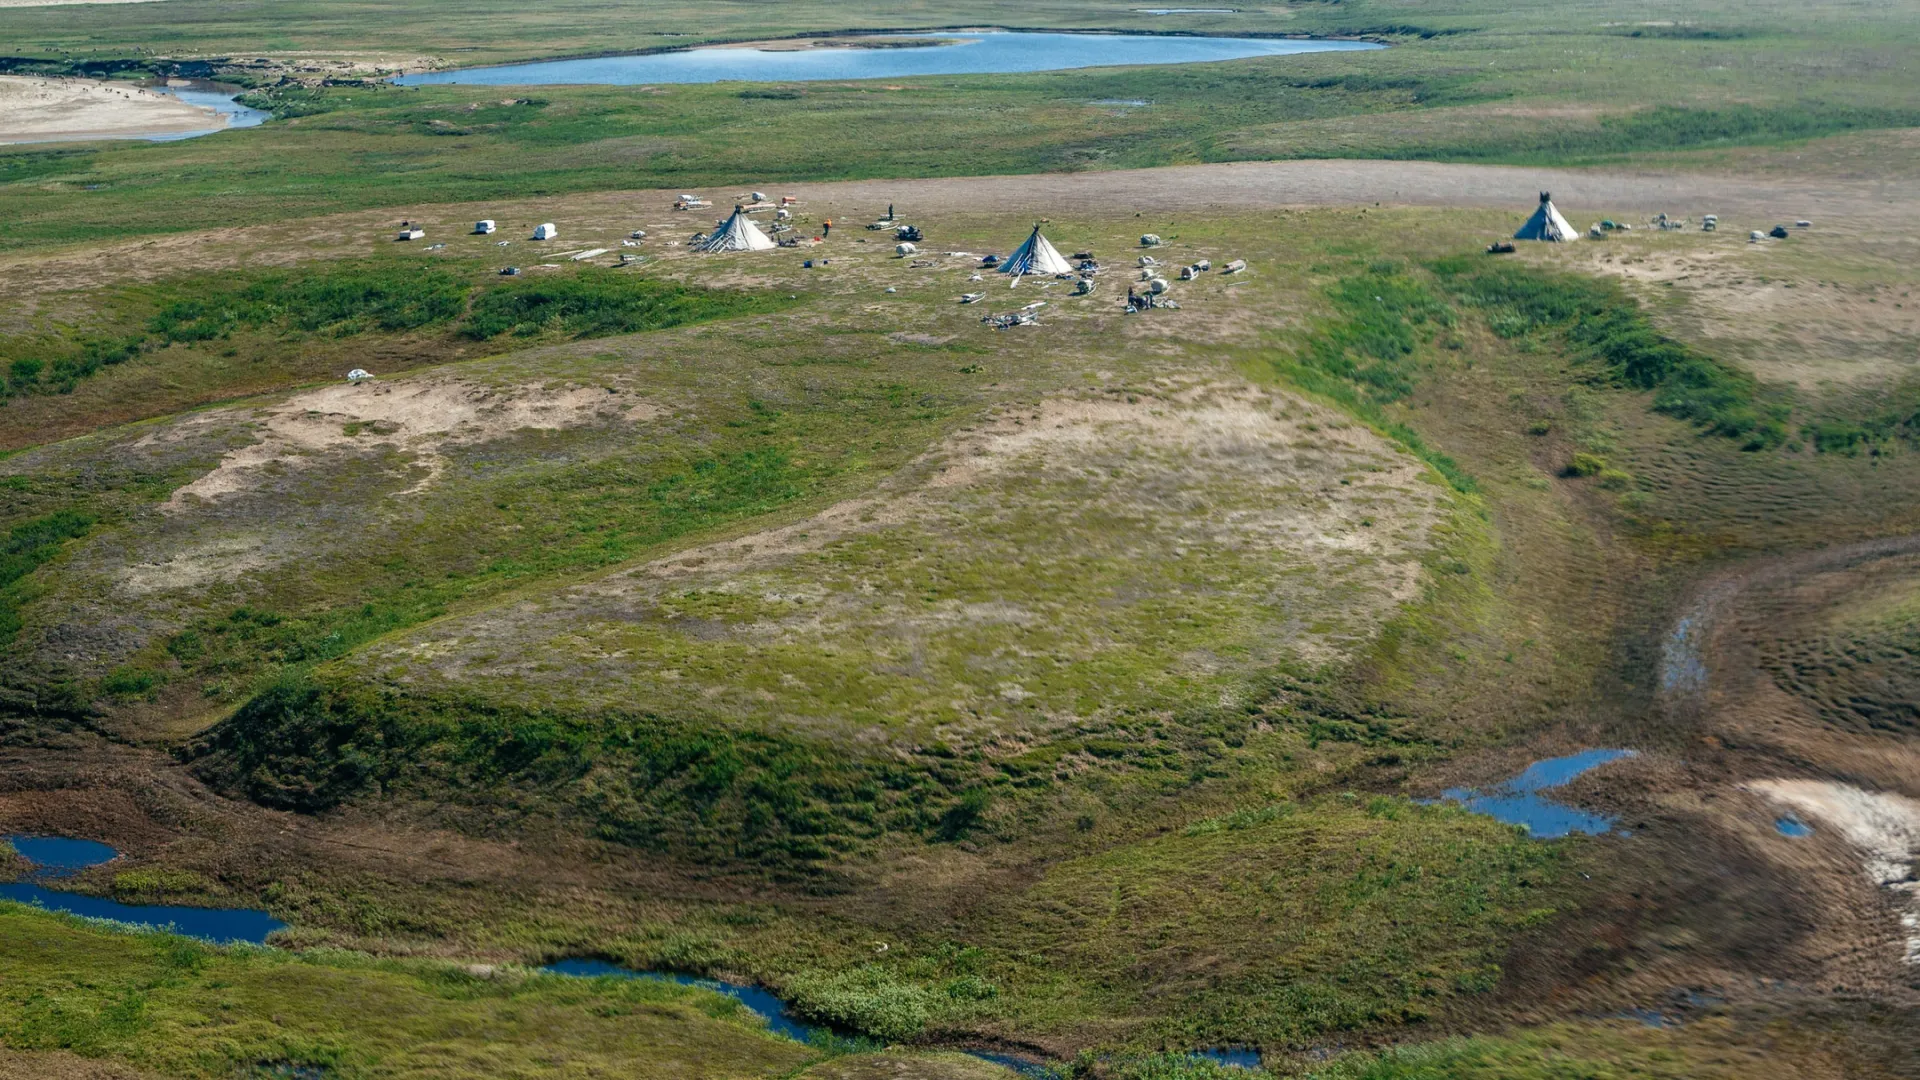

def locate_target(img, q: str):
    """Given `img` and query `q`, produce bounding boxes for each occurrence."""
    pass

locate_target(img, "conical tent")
[1514,192,1578,242]
[693,208,777,253]
[1000,225,1074,276]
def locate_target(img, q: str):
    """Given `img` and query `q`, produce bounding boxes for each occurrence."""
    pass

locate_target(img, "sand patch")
[1748,779,1920,963]
[159,378,660,510]
[0,75,222,143]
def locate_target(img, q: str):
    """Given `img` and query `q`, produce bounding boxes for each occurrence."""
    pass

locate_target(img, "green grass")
[0,509,93,642]
[6,205,1919,1073]
[0,902,825,1079]
[1430,258,1791,449]
[1266,261,1474,492]
[462,274,790,339]
[959,796,1564,1048]
[1,261,788,404]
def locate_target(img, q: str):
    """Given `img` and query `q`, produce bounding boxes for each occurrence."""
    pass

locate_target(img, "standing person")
[887,203,894,221]
[823,218,832,239]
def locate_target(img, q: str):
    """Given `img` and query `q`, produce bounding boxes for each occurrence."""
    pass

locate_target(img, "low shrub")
[782,966,935,1041]
[1564,452,1608,478]
[1270,263,1476,493]
[462,275,789,340]
[1431,259,1790,448]
[0,510,95,641]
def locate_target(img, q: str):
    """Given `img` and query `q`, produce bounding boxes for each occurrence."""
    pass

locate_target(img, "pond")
[393,31,1383,87]
[2,835,287,945]
[7,834,118,876]
[1430,749,1637,839]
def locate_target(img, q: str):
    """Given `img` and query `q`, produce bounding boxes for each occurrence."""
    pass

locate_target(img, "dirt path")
[790,158,1915,225]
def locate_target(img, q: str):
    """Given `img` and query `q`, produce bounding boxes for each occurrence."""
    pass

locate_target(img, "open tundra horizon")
[1,0,1918,1077]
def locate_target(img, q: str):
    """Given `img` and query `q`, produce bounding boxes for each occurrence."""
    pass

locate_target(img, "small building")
[474,219,496,234]
[533,223,558,240]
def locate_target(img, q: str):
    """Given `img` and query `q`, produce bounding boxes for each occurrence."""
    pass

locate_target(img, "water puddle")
[1661,614,1708,694]
[1191,1047,1261,1068]
[1431,749,1637,838]
[1775,814,1814,837]
[2,835,286,945]
[394,31,1381,87]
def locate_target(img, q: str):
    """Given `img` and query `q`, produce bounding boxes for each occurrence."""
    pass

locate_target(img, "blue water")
[1192,1047,1261,1068]
[540,958,831,1042]
[395,31,1382,87]
[0,882,287,944]
[7,835,118,876]
[1434,749,1637,838]
[4,834,286,944]
[146,82,270,141]
[1776,815,1814,837]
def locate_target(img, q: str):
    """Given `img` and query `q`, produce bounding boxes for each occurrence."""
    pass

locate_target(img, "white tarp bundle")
[1000,225,1074,276]
[692,208,777,252]
[1514,192,1578,242]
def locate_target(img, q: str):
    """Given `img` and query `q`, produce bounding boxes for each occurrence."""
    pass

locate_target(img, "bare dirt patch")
[155,376,660,510]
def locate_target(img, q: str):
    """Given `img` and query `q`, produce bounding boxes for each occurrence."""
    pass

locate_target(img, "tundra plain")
[1,0,1919,1078]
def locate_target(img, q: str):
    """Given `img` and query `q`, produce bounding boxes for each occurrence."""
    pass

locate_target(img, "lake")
[394,31,1382,87]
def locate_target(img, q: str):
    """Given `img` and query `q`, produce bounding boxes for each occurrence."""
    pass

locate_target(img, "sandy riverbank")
[0,75,225,144]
